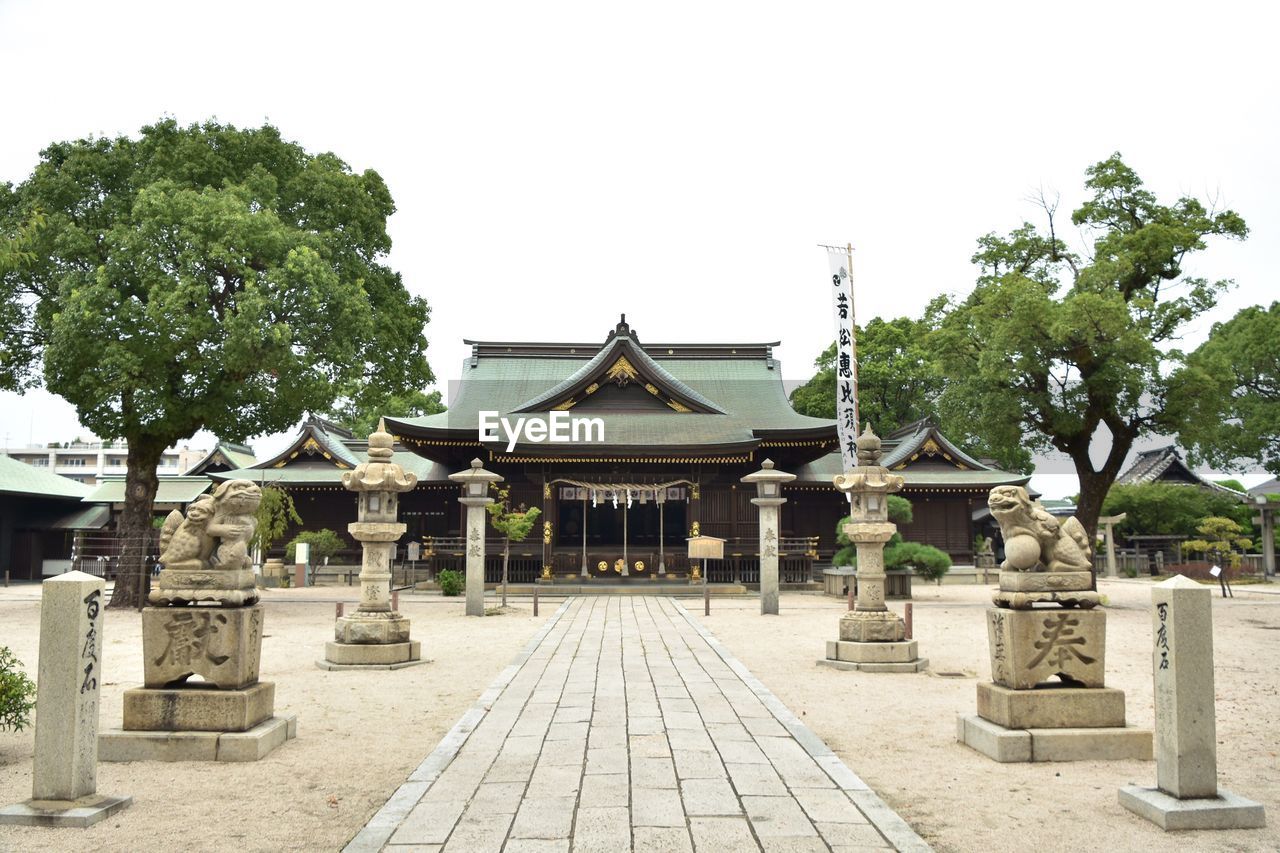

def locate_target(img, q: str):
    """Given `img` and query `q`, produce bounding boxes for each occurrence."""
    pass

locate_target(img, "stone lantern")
[741,459,795,615]
[449,458,503,616]
[322,419,421,669]
[822,425,927,672]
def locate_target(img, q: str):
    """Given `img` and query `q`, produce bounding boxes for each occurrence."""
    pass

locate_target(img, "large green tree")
[0,120,434,608]
[328,388,445,437]
[1172,302,1280,475]
[932,154,1247,539]
[789,315,944,433]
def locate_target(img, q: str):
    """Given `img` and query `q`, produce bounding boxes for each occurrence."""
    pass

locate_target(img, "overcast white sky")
[1,1,1275,497]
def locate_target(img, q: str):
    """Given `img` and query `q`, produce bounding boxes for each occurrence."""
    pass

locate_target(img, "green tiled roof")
[184,442,260,475]
[0,454,92,499]
[83,475,212,505]
[257,417,361,469]
[212,451,449,484]
[792,452,1028,489]
[51,504,112,529]
[514,334,724,414]
[389,350,833,451]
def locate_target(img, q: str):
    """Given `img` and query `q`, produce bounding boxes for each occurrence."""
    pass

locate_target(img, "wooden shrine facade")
[383,319,1029,580]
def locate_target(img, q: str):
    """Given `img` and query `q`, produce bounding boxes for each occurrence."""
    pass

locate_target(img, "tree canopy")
[788,315,943,433]
[328,388,445,437]
[1182,516,1252,566]
[0,119,434,606]
[931,154,1248,538]
[486,483,542,607]
[1172,301,1280,476]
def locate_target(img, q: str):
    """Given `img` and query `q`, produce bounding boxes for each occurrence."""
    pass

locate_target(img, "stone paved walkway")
[346,597,929,852]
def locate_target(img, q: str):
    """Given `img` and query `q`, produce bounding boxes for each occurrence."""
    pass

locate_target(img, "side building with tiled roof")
[207,415,450,564]
[0,453,94,580]
[1116,445,1246,497]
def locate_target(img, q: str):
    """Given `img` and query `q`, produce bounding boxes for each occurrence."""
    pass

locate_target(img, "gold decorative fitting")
[543,520,552,544]
[597,561,607,572]
[922,437,941,455]
[634,560,645,572]
[667,400,692,413]
[541,564,552,580]
[644,383,660,395]
[690,521,701,536]
[543,483,551,499]
[606,355,639,385]
[613,558,624,574]
[691,485,700,500]
[585,382,599,395]
[552,398,576,411]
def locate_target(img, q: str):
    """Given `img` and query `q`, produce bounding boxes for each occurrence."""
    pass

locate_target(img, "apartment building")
[1,440,206,486]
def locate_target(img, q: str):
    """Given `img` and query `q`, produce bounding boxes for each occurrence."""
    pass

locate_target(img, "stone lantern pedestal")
[820,427,927,673]
[450,459,503,617]
[321,420,423,670]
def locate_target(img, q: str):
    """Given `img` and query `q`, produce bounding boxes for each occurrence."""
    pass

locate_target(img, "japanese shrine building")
[369,317,1028,582]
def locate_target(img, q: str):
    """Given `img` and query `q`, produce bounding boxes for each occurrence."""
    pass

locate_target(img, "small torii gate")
[1098,513,1127,578]
[1251,497,1276,579]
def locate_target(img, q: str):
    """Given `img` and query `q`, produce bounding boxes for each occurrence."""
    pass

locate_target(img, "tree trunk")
[107,436,165,610]
[502,539,510,607]
[1072,436,1132,593]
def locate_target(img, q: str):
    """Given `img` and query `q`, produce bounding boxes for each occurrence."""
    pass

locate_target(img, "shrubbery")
[286,529,345,564]
[886,540,952,584]
[0,646,36,732]
[831,496,951,583]
[437,569,464,596]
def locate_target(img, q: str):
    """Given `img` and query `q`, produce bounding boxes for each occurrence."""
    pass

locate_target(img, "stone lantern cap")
[855,424,883,465]
[740,458,797,488]
[449,457,504,490]
[342,418,418,494]
[832,425,904,497]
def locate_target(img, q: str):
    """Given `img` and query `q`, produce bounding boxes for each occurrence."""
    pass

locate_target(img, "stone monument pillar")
[449,458,502,617]
[1119,575,1265,829]
[0,572,131,827]
[956,486,1150,762]
[821,427,927,672]
[321,419,423,670]
[99,480,296,762]
[741,459,795,615]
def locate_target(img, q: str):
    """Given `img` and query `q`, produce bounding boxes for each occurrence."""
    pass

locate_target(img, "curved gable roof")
[513,320,723,414]
[256,416,359,470]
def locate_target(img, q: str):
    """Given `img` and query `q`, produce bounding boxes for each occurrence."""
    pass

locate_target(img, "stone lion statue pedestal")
[99,479,297,763]
[956,486,1150,762]
[319,419,423,670]
[818,427,927,674]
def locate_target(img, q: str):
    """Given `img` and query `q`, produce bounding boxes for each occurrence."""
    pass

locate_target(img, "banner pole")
[846,242,859,434]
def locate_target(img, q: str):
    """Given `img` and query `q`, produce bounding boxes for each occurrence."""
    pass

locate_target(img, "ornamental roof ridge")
[252,418,360,470]
[879,420,990,472]
[510,321,725,415]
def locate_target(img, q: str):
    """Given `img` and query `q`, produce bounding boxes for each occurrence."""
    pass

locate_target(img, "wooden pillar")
[689,480,701,535]
[542,477,551,574]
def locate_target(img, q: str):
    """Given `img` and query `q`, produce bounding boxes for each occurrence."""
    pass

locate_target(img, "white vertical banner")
[825,245,858,470]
